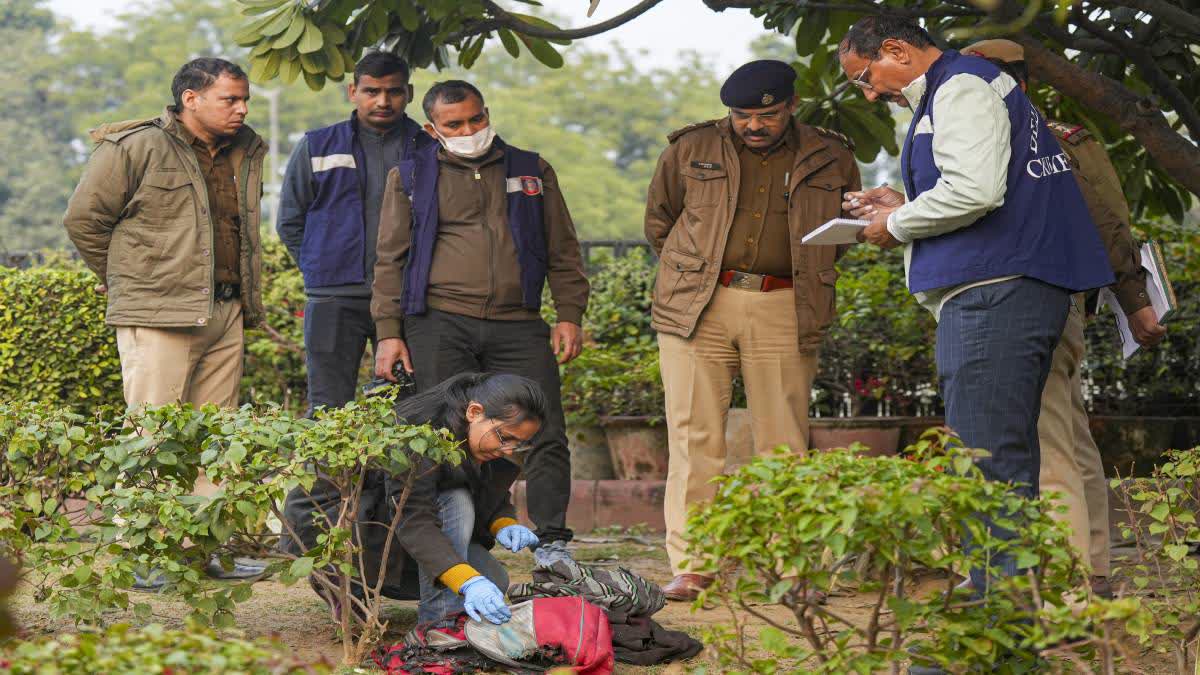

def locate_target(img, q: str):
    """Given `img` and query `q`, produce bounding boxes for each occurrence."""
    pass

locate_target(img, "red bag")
[464,597,614,674]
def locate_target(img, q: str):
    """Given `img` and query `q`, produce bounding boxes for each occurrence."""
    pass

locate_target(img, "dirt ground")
[8,535,1183,673]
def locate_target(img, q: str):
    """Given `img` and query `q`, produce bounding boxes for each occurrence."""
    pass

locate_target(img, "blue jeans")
[936,278,1069,588]
[417,488,509,623]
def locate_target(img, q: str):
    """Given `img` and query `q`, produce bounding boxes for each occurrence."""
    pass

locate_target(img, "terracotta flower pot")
[809,417,904,456]
[599,415,668,480]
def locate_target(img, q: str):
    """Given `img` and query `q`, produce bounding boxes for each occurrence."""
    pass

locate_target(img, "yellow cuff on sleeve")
[489,517,519,536]
[438,564,482,594]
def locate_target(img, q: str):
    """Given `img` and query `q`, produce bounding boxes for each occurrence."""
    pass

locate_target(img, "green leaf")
[1164,544,1189,561]
[498,28,521,58]
[24,490,42,515]
[517,35,564,69]
[296,18,325,54]
[289,557,315,578]
[259,5,298,38]
[271,15,306,49]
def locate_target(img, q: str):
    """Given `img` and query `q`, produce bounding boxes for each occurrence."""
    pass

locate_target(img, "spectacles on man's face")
[490,425,534,454]
[848,61,876,91]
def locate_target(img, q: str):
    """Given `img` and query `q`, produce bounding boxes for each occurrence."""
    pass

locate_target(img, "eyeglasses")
[490,425,534,454]
[848,61,876,91]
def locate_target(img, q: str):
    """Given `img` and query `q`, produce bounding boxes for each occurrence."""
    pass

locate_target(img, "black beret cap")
[720,59,796,109]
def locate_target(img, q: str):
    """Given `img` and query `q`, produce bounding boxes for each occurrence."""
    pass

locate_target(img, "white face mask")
[436,124,496,159]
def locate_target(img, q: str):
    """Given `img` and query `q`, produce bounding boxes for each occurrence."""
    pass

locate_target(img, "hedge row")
[1,238,1196,417]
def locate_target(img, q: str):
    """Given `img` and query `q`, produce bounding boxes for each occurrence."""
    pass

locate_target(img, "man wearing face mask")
[277,52,432,415]
[644,60,861,601]
[372,80,589,566]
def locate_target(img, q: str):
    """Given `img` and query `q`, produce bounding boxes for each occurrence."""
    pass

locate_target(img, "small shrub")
[687,428,1146,673]
[1110,447,1200,670]
[0,396,461,667]
[0,622,329,674]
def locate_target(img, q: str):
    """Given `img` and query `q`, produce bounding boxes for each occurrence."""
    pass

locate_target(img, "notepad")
[801,218,870,245]
[1097,241,1178,360]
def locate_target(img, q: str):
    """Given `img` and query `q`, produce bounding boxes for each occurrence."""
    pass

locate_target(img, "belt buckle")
[729,271,762,291]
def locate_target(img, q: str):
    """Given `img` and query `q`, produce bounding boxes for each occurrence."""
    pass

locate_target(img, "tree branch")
[1073,3,1200,143]
[467,0,665,40]
[1093,0,1200,38]
[702,0,983,18]
[1014,34,1200,198]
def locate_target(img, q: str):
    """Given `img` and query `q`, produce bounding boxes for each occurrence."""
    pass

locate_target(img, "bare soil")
[8,537,1182,673]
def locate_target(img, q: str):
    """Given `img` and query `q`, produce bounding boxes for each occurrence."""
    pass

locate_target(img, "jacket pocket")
[812,267,840,329]
[654,248,708,313]
[681,167,728,208]
[138,169,194,226]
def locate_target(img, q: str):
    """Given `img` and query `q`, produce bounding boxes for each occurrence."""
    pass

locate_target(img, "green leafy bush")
[0,396,461,666]
[1110,447,1200,668]
[687,428,1149,673]
[0,264,123,411]
[579,248,656,346]
[243,238,308,413]
[560,341,663,426]
[0,623,329,674]
[0,238,310,414]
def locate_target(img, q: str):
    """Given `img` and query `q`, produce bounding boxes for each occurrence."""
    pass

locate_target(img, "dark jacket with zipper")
[371,143,589,340]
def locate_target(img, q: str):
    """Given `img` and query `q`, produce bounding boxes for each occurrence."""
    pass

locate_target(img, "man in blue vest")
[277,52,431,414]
[372,80,590,563]
[835,13,1114,634]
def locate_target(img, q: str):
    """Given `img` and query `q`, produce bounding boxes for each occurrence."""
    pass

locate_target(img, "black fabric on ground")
[607,609,703,665]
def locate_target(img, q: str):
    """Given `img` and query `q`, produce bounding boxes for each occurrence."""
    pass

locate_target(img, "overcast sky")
[45,0,770,75]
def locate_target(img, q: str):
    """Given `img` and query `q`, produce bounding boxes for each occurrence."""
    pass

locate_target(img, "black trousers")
[404,310,572,543]
[303,295,375,416]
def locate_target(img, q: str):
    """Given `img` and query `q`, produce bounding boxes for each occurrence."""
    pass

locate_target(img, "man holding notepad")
[836,16,1116,617]
[643,59,861,601]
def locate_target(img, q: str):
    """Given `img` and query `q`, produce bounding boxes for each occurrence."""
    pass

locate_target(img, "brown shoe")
[663,574,713,601]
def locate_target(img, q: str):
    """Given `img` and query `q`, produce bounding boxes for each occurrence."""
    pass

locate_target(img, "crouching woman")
[282,372,545,626]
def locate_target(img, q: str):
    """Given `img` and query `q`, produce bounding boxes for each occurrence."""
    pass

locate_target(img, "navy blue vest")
[901,50,1114,294]
[399,138,548,315]
[300,113,427,288]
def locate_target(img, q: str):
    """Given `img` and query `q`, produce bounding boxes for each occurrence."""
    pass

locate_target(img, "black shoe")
[204,556,268,581]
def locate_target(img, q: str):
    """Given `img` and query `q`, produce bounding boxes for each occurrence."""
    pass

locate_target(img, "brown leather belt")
[718,270,793,292]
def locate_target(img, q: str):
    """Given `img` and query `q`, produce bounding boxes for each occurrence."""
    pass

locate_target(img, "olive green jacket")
[63,108,266,328]
[644,118,862,352]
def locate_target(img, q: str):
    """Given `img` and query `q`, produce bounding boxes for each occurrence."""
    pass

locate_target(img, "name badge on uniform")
[506,176,543,196]
[690,161,721,170]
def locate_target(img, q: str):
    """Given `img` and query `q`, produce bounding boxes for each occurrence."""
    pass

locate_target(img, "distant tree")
[0,1,78,252]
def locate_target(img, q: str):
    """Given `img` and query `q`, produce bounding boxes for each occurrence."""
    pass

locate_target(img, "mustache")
[743,129,771,138]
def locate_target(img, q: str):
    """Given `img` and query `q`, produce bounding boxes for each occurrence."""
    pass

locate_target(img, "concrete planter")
[567,424,616,480]
[600,415,668,480]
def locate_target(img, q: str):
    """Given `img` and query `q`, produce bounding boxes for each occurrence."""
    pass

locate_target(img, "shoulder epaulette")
[813,126,855,152]
[1046,120,1091,145]
[667,119,721,143]
[88,121,157,145]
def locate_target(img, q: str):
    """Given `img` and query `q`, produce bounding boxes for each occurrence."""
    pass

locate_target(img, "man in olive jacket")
[64,58,266,411]
[644,60,861,601]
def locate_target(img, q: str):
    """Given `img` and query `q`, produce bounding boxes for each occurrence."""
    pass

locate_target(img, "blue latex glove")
[496,524,539,552]
[461,576,511,624]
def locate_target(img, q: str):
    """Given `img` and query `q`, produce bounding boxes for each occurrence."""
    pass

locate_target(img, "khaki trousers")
[116,300,243,498]
[1037,295,1110,576]
[659,285,817,575]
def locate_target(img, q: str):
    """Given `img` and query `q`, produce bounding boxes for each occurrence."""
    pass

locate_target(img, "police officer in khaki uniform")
[964,40,1167,598]
[644,60,861,601]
